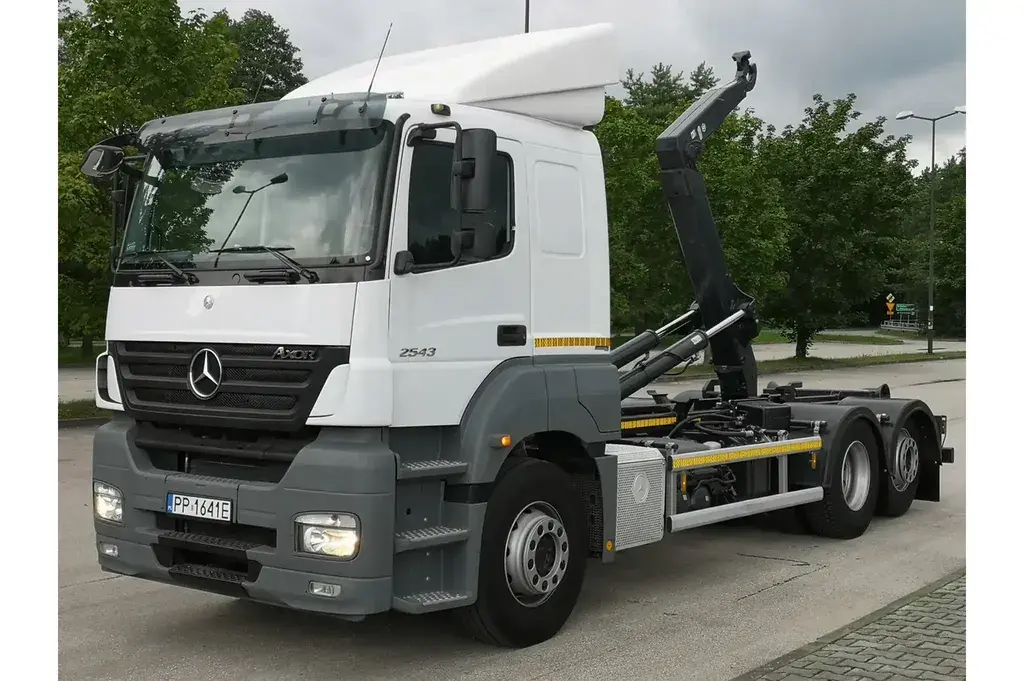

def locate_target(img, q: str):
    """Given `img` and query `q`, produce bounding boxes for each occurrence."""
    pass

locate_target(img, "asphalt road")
[58,359,966,681]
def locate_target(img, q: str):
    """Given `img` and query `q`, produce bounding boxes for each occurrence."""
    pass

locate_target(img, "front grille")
[134,388,297,411]
[128,363,309,384]
[125,341,280,357]
[110,340,349,430]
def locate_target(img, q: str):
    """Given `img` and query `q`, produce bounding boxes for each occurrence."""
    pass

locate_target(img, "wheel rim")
[891,428,920,492]
[505,501,569,608]
[840,440,872,512]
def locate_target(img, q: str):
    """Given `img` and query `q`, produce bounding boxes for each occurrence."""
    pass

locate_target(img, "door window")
[407,142,514,268]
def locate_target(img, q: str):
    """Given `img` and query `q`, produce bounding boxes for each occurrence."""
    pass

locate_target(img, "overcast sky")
[102,0,969,170]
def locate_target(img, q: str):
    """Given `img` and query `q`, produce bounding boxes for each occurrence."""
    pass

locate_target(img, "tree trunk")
[81,336,94,359]
[795,327,811,359]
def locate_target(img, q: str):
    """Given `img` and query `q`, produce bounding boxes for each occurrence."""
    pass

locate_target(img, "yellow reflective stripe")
[671,438,822,470]
[620,416,677,430]
[534,336,612,349]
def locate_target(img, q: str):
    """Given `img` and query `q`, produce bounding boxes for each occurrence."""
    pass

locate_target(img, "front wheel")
[456,456,588,648]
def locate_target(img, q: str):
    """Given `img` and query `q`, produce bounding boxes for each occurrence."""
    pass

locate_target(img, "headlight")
[93,481,123,523]
[296,513,359,559]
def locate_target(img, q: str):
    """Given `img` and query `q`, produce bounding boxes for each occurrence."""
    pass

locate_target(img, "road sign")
[896,303,916,313]
[886,293,895,304]
[886,301,895,317]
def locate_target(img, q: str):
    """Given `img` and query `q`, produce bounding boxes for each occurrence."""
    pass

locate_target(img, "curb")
[58,417,110,430]
[729,567,967,681]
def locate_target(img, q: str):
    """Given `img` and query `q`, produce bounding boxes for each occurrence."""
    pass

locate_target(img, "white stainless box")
[604,443,666,550]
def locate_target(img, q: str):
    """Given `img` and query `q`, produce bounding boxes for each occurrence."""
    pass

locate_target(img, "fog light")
[98,542,119,558]
[309,581,342,598]
[296,513,359,559]
[93,481,123,524]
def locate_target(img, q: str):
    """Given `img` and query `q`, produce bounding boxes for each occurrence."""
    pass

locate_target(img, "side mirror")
[469,222,498,259]
[450,223,499,261]
[393,250,415,275]
[450,128,497,213]
[80,144,125,179]
[450,228,475,259]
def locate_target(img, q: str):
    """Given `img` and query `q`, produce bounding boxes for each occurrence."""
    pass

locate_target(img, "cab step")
[397,459,468,480]
[157,531,262,557]
[392,590,472,614]
[168,563,246,584]
[394,526,469,553]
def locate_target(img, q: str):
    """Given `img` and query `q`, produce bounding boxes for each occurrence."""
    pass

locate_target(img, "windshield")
[120,122,394,271]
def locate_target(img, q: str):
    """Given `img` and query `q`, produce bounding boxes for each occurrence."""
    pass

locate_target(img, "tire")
[455,456,588,648]
[876,419,925,517]
[803,419,880,540]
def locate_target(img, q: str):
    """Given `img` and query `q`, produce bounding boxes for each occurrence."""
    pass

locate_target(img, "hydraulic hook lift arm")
[652,50,762,401]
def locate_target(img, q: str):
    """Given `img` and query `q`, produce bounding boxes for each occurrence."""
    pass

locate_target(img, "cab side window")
[407,142,514,268]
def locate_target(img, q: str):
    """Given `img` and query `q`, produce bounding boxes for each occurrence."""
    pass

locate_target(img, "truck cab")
[89,23,626,647]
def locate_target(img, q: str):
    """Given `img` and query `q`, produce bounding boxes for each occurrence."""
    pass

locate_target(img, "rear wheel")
[876,420,924,517]
[804,419,880,540]
[456,456,587,648]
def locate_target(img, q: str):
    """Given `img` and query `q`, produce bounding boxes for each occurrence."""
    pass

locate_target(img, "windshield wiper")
[209,245,319,283]
[120,251,199,285]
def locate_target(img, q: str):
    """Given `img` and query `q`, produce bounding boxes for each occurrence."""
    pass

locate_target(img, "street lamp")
[894,106,966,354]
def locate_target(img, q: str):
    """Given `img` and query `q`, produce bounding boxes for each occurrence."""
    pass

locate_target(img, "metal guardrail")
[880,319,921,332]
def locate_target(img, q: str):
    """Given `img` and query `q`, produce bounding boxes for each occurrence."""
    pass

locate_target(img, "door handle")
[496,325,527,347]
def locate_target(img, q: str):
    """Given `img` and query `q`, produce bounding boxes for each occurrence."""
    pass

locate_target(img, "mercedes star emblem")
[203,295,215,310]
[187,348,223,400]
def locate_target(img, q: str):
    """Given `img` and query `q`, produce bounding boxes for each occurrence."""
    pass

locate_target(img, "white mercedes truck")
[82,24,953,648]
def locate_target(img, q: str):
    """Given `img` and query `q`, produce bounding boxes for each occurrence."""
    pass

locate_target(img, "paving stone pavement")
[735,572,966,681]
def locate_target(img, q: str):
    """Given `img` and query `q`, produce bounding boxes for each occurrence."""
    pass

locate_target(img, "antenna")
[250,70,269,105]
[359,23,393,114]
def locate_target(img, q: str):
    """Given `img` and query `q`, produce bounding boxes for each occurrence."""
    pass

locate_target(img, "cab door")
[387,125,531,427]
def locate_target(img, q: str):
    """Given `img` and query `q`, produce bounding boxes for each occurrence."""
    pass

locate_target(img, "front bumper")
[92,418,398,616]
[95,534,392,615]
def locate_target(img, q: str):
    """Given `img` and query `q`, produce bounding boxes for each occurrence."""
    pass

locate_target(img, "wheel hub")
[505,502,569,608]
[891,428,920,492]
[840,440,872,512]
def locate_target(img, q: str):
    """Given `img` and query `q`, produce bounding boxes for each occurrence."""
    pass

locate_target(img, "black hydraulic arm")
[609,306,697,369]
[655,50,761,400]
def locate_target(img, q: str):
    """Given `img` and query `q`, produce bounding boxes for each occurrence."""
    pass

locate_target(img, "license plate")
[165,492,233,523]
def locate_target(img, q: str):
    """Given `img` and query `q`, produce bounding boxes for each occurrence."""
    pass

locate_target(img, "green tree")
[930,149,966,336]
[897,149,966,337]
[216,8,308,103]
[621,62,717,126]
[758,93,917,357]
[597,97,668,331]
[57,0,243,353]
